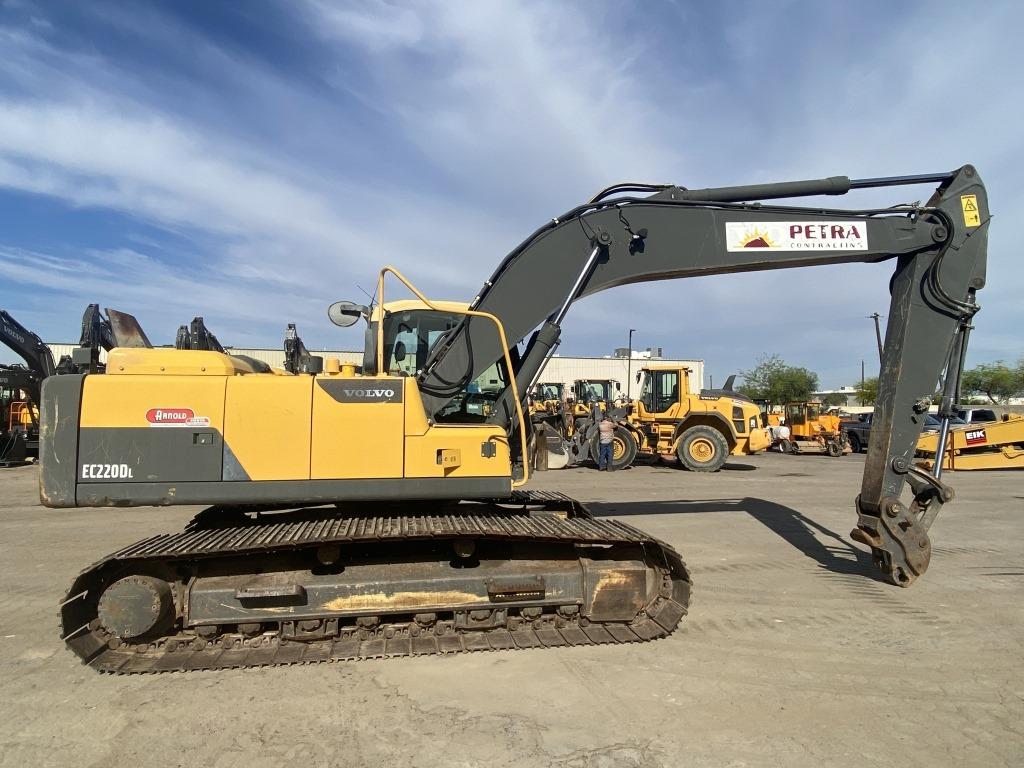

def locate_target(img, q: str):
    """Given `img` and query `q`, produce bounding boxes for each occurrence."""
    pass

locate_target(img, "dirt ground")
[1,453,1022,768]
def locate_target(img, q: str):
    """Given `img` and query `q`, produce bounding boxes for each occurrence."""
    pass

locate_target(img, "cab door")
[637,370,680,419]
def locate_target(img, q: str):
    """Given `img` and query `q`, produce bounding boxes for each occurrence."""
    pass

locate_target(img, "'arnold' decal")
[318,379,403,403]
[146,408,211,427]
[726,221,868,252]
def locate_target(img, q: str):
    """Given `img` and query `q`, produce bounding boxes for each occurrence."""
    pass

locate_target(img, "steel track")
[60,492,691,673]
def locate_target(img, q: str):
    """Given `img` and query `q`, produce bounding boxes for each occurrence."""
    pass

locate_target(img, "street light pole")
[626,328,636,399]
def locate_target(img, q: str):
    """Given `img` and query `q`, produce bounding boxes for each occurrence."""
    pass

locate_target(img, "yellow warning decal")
[960,194,980,227]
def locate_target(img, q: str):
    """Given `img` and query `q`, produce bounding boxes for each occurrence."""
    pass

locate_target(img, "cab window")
[786,404,806,425]
[382,310,461,376]
[641,371,678,413]
[577,381,609,404]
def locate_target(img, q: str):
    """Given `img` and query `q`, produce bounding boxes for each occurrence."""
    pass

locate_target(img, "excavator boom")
[413,166,987,584]
[0,309,57,404]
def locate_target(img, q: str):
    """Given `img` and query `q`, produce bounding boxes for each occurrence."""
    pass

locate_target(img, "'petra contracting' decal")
[146,408,211,427]
[726,222,868,252]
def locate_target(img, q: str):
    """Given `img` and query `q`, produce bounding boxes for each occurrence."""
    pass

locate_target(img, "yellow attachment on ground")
[916,415,1024,471]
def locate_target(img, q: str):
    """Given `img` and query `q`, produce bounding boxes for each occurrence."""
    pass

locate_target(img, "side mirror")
[615,381,621,391]
[635,371,642,383]
[327,301,369,328]
[393,340,407,362]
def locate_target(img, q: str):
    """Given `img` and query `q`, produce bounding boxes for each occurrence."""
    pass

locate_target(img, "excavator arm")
[412,165,989,587]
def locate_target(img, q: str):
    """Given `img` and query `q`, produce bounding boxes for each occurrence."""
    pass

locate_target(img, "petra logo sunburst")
[738,227,776,248]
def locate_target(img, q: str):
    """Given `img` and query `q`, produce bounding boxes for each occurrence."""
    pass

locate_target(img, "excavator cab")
[367,300,512,423]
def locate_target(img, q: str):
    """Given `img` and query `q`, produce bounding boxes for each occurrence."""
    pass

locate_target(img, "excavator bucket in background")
[916,415,1024,471]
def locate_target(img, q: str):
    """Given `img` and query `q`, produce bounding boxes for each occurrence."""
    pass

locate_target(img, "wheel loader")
[569,379,621,419]
[528,382,568,431]
[42,166,990,672]
[562,366,768,472]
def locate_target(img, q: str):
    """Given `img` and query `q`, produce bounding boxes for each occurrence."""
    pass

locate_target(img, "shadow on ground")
[587,497,882,581]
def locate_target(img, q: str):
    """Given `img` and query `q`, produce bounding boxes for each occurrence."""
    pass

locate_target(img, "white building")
[812,386,861,407]
[45,343,703,400]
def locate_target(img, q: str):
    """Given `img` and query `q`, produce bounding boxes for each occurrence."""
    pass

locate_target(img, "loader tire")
[677,425,729,472]
[826,440,842,457]
[778,438,794,455]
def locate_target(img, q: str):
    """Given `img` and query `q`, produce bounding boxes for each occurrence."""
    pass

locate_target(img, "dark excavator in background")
[1,309,59,465]
[1,305,151,464]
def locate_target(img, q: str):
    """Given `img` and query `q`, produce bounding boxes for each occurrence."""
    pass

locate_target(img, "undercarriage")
[60,491,691,673]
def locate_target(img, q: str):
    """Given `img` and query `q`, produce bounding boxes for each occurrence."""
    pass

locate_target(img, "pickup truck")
[842,412,966,453]
[841,413,873,454]
[956,407,999,423]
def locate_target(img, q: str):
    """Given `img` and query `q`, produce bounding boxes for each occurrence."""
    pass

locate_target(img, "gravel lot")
[1,453,1022,767]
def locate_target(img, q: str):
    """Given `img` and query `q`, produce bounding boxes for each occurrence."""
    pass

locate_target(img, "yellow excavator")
[43,166,989,672]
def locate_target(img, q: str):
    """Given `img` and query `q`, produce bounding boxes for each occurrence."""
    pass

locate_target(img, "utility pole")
[868,313,884,364]
[861,359,865,405]
[626,328,636,399]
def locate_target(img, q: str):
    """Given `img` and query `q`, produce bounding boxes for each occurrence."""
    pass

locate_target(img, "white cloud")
[0,1,1021,385]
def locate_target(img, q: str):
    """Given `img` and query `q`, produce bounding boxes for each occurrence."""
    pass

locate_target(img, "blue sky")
[0,0,1021,387]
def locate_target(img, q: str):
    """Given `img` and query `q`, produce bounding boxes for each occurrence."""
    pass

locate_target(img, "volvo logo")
[342,388,396,398]
[318,379,403,403]
[1,321,26,345]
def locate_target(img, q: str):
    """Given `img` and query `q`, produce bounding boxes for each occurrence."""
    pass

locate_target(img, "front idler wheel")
[97,574,176,642]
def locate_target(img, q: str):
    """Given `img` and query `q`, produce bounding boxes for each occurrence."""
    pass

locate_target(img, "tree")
[738,354,819,407]
[961,360,1024,404]
[855,376,879,406]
